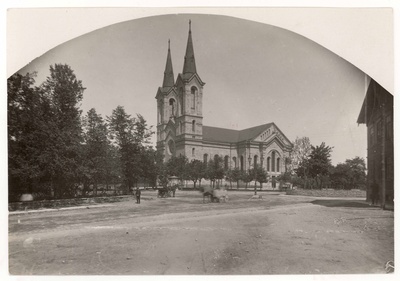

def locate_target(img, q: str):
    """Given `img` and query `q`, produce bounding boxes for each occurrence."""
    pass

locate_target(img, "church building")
[155,21,293,179]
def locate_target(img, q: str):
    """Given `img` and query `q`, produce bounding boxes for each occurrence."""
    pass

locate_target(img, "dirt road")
[8,190,394,275]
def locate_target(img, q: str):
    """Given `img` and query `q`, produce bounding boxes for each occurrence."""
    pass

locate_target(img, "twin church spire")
[182,20,197,75]
[161,20,198,88]
[162,39,174,88]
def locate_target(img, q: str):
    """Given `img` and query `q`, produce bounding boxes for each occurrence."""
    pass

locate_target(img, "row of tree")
[8,64,367,201]
[285,137,367,190]
[8,64,157,201]
[162,155,269,190]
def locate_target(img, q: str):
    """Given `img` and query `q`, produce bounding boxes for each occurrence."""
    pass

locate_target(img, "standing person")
[371,181,379,206]
[135,187,141,204]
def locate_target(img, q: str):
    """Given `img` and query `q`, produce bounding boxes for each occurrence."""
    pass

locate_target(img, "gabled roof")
[202,126,240,143]
[203,123,274,143]
[238,123,274,142]
[176,72,205,86]
[357,79,393,125]
[155,86,176,99]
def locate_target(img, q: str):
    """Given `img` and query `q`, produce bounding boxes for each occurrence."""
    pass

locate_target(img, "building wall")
[363,80,394,206]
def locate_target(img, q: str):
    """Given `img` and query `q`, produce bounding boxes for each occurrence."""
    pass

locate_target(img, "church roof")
[203,123,274,143]
[182,20,197,75]
[162,40,175,88]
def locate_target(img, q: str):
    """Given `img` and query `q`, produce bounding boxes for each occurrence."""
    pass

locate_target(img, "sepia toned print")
[7,10,394,276]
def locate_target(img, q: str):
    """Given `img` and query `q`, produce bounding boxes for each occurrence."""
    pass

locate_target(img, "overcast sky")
[18,13,368,165]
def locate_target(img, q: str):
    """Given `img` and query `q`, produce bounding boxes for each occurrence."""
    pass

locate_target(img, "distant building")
[155,21,293,185]
[357,78,394,208]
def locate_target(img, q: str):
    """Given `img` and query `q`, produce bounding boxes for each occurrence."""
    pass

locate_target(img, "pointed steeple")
[182,20,197,75]
[162,39,175,88]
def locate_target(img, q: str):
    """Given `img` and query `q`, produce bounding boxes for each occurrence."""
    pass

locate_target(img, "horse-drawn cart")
[156,187,173,198]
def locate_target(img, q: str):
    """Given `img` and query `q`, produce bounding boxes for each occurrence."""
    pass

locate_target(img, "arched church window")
[168,139,175,156]
[192,120,195,132]
[240,156,244,171]
[267,157,271,171]
[277,158,280,172]
[158,101,163,124]
[224,156,229,170]
[191,87,197,109]
[232,157,237,168]
[254,155,258,169]
[272,151,276,172]
[179,88,184,115]
[169,98,176,117]
[203,154,208,164]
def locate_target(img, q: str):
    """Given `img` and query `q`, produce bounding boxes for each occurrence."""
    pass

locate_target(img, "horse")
[213,189,228,203]
[199,186,228,203]
[199,186,215,203]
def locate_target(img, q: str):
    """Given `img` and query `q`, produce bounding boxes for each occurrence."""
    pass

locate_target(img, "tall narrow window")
[169,98,176,117]
[192,120,195,132]
[203,154,208,163]
[254,155,258,169]
[267,157,271,171]
[192,148,195,156]
[277,158,280,172]
[240,156,244,171]
[224,156,229,170]
[233,157,237,168]
[191,87,197,109]
[179,88,184,115]
[272,151,276,172]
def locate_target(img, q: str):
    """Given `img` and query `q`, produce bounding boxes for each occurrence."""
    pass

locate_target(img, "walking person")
[135,187,141,204]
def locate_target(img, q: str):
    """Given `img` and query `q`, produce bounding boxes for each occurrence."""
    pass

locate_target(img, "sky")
[17,13,368,165]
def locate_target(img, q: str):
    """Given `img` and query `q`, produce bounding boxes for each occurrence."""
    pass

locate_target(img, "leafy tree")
[81,108,110,195]
[140,147,163,188]
[254,167,268,190]
[108,106,153,193]
[213,155,225,188]
[166,155,189,185]
[187,159,204,189]
[290,136,312,174]
[299,142,333,189]
[104,145,122,193]
[345,157,367,189]
[241,170,253,189]
[229,168,242,189]
[307,143,333,177]
[330,157,366,190]
[40,64,85,198]
[8,72,49,199]
[330,164,350,189]
[204,156,225,188]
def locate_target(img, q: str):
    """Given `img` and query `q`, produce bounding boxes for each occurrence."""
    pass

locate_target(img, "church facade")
[155,22,293,179]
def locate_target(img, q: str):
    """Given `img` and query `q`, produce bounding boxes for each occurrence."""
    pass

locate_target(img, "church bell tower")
[156,21,205,160]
